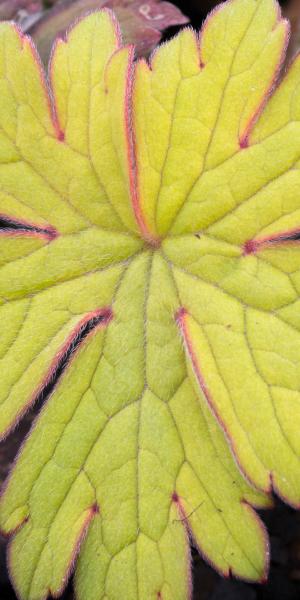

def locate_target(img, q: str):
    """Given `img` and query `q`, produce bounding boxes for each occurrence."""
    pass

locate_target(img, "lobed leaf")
[0,1,299,599]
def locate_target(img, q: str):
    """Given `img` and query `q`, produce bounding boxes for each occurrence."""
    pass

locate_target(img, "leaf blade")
[2,2,300,598]
[132,0,289,237]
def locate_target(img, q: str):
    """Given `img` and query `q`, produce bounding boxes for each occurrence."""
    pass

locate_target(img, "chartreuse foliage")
[0,0,300,598]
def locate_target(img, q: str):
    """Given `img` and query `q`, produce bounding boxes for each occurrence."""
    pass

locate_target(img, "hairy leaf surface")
[0,1,299,599]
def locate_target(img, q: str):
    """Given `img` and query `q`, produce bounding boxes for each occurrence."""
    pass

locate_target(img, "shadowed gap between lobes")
[243,228,300,254]
[271,231,300,242]
[0,215,57,240]
[33,313,109,409]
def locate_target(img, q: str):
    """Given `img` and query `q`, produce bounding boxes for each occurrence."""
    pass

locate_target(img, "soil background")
[1,0,300,599]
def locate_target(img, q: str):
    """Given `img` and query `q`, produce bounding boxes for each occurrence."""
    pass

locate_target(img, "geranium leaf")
[0,1,299,599]
[27,0,189,64]
[0,0,41,20]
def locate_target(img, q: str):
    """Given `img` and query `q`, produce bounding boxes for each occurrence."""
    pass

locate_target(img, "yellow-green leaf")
[0,1,299,599]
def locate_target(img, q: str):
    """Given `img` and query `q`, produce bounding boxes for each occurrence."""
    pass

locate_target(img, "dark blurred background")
[1,0,300,599]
